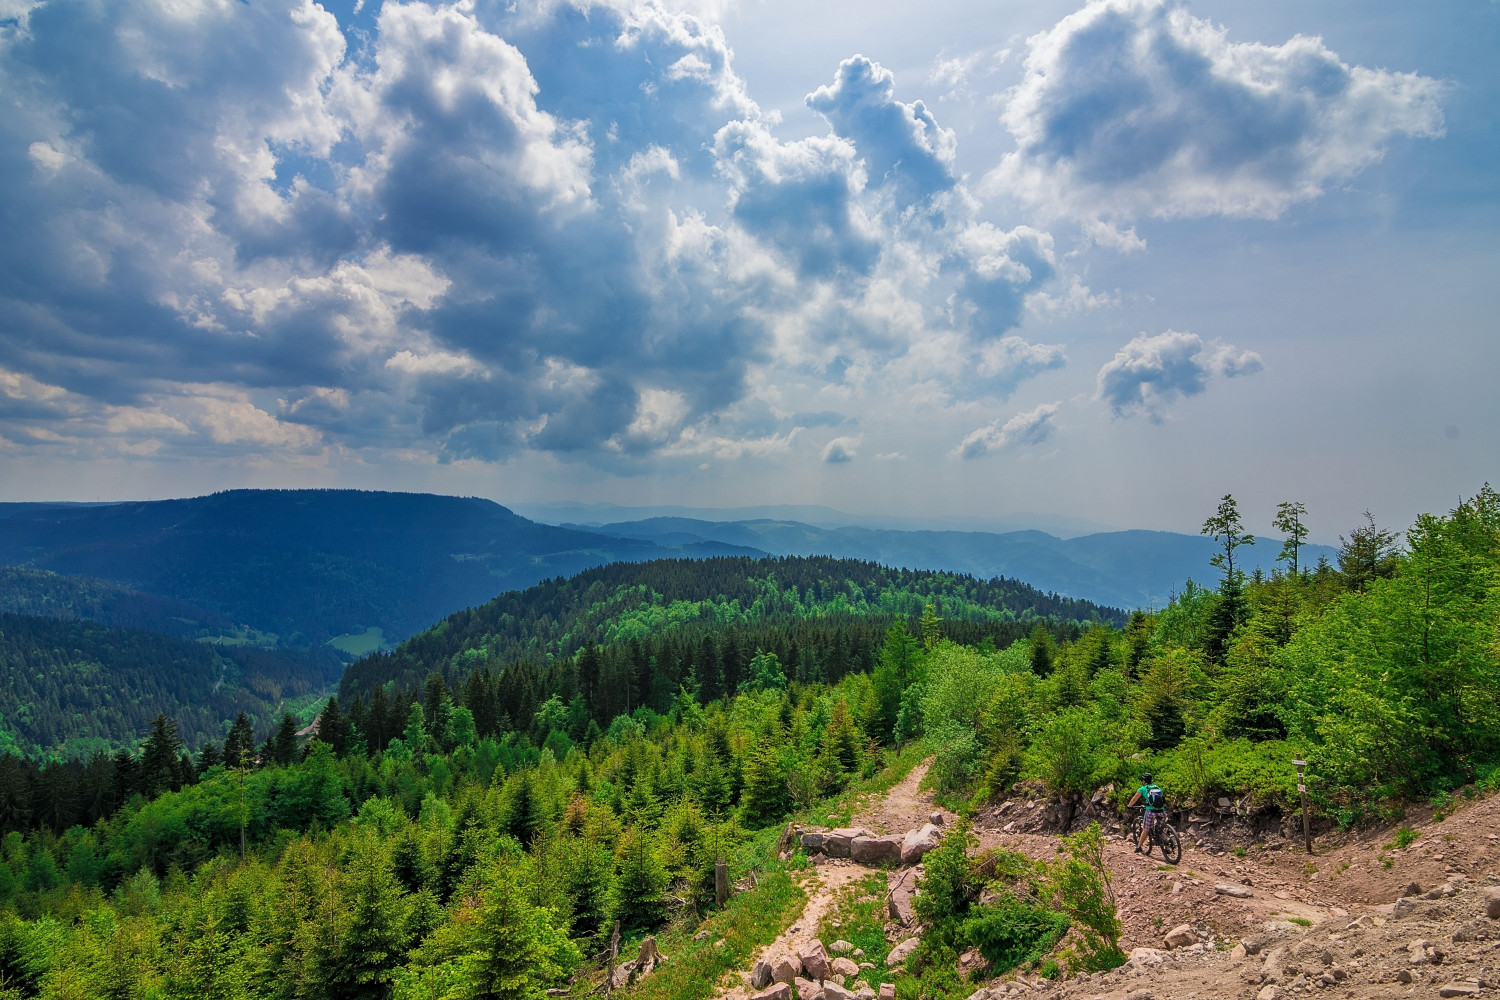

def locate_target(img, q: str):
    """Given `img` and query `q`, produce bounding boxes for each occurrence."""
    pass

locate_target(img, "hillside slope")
[0,612,342,755]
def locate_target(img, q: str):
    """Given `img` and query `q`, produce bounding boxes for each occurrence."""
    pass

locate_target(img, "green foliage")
[914,819,977,926]
[961,898,1070,972]
[1044,822,1124,973]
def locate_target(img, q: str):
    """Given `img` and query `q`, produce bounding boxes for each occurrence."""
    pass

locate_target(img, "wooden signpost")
[1293,759,1311,853]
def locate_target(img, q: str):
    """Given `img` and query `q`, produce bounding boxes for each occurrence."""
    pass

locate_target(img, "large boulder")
[1484,888,1500,920]
[851,835,902,864]
[900,824,943,865]
[751,959,774,990]
[771,952,803,985]
[801,832,826,852]
[799,940,831,981]
[1163,924,1199,949]
[823,983,855,1000]
[824,828,867,859]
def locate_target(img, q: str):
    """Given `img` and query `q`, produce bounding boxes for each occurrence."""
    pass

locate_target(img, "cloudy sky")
[0,0,1494,540]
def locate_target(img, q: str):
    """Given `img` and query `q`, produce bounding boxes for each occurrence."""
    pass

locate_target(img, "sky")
[0,0,1494,542]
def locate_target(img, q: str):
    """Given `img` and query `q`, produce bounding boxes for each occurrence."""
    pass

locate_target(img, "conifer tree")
[223,713,256,770]
[466,861,579,1000]
[272,713,300,766]
[139,714,183,797]
[609,826,668,933]
[315,858,408,1000]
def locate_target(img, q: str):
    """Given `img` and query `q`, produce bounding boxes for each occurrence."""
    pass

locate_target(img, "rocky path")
[708,766,1500,1000]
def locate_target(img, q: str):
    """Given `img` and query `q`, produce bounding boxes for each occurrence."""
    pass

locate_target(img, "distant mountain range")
[0,490,758,649]
[565,517,1337,611]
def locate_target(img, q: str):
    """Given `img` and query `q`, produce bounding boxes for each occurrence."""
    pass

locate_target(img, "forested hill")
[0,613,343,757]
[340,555,1123,703]
[0,567,236,640]
[0,490,759,646]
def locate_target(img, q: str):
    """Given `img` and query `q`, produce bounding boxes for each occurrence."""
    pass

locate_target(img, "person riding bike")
[1127,772,1167,853]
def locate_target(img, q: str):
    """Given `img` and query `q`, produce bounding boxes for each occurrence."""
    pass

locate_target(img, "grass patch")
[798,742,928,829]
[623,870,806,1000]
[1385,826,1419,850]
[820,873,894,984]
[1287,917,1312,928]
[327,626,385,657]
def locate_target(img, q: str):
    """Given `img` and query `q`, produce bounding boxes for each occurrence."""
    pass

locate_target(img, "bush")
[961,898,1069,973]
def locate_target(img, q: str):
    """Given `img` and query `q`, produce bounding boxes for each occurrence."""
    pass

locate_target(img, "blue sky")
[0,0,1493,541]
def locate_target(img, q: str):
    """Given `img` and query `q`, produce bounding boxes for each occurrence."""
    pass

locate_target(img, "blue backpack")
[1145,785,1166,809]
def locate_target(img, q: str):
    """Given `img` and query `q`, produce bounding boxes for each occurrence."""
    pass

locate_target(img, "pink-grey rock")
[830,940,854,954]
[800,832,825,851]
[770,952,802,985]
[879,985,896,1000]
[751,958,774,990]
[752,986,792,1000]
[1484,888,1500,920]
[929,812,944,826]
[831,957,860,978]
[851,835,902,864]
[794,976,824,1000]
[886,937,920,967]
[823,828,867,859]
[900,824,944,864]
[1163,924,1198,949]
[799,940,831,981]
[822,983,855,1000]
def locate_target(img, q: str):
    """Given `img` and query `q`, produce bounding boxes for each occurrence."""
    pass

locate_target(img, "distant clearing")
[327,626,384,657]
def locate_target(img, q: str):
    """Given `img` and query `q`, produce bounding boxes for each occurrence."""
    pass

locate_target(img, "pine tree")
[738,734,790,828]
[467,861,579,1000]
[272,713,299,767]
[223,713,256,770]
[139,714,183,797]
[315,858,409,1000]
[609,826,668,933]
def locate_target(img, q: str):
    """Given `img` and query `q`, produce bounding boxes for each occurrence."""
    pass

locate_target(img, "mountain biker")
[1127,772,1166,854]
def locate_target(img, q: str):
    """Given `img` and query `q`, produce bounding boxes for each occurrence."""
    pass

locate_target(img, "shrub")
[961,898,1070,972]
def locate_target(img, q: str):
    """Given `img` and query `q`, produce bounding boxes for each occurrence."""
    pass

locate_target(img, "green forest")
[0,488,1493,999]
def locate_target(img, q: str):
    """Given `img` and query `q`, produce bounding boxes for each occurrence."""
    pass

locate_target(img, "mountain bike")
[1130,807,1182,865]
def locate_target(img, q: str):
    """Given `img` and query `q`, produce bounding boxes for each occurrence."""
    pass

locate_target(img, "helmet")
[1141,772,1153,783]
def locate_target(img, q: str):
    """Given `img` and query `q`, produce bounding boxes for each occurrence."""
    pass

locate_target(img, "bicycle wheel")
[1130,816,1144,849]
[1158,822,1182,865]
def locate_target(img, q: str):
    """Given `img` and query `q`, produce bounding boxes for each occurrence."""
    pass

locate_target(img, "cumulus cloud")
[994,0,1445,221]
[0,0,1100,474]
[954,401,1060,458]
[1096,330,1262,419]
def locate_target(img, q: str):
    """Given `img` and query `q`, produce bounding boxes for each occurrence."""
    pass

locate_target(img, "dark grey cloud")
[1096,330,1262,419]
[996,0,1445,220]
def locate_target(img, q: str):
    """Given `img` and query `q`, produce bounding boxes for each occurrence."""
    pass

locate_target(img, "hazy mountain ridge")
[575,516,1338,610]
[0,490,760,648]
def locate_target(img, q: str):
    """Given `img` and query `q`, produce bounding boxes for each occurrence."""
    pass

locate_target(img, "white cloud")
[1096,330,1262,419]
[993,0,1446,221]
[822,435,861,463]
[954,401,1060,458]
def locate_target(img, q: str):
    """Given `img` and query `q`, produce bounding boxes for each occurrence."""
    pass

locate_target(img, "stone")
[1125,990,1156,1000]
[879,985,896,1000]
[824,828,867,858]
[1319,949,1333,966]
[1218,797,1232,808]
[855,990,875,1000]
[900,824,944,865]
[1127,947,1165,968]
[1163,924,1198,949]
[930,812,945,826]
[794,976,824,1000]
[1397,970,1415,984]
[886,937,920,967]
[694,929,710,942]
[830,940,855,954]
[799,940,831,982]
[801,832,826,851]
[1401,881,1423,898]
[752,959,774,990]
[853,949,864,958]
[823,983,855,1000]
[888,891,914,926]
[1230,943,1248,962]
[771,952,803,985]
[753,986,792,1000]
[1215,883,1253,898]
[1394,898,1418,919]
[832,958,860,978]
[1256,987,1279,1000]
[1438,985,1481,998]
[1484,888,1500,920]
[850,836,903,864]
[714,939,726,950]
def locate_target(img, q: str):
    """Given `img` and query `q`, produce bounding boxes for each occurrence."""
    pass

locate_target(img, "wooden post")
[715,858,729,907]
[1293,760,1311,854]
[606,921,620,995]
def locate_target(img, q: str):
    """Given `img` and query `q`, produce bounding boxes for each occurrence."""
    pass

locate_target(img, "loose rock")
[900,824,944,865]
[886,937,920,967]
[753,986,792,1000]
[1163,924,1198,949]
[1215,883,1253,899]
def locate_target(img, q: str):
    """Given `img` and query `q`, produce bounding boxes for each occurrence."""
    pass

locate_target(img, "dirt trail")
[713,764,1500,1000]
[716,761,949,999]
